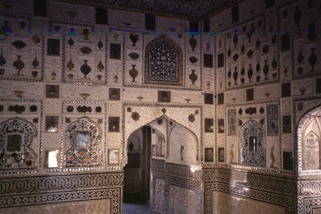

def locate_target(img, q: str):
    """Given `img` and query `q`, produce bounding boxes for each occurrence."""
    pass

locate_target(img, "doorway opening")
[123,126,151,204]
[123,115,199,213]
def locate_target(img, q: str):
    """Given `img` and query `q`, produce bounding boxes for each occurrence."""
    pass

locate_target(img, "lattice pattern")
[228,109,236,135]
[145,37,183,85]
[267,104,279,136]
[240,120,266,166]
[298,180,321,196]
[303,197,321,214]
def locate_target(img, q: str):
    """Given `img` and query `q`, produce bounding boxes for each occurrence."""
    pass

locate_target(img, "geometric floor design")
[123,203,152,214]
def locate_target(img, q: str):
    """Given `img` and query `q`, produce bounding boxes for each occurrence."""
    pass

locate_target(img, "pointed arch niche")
[298,105,321,175]
[145,36,183,86]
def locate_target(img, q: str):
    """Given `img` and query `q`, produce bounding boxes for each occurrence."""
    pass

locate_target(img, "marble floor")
[123,203,151,214]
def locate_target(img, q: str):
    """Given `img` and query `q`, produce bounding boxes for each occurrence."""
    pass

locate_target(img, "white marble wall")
[213,191,286,214]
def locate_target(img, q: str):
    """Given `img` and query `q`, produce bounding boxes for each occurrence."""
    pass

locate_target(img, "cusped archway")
[297,105,321,175]
[125,115,199,165]
[123,115,200,205]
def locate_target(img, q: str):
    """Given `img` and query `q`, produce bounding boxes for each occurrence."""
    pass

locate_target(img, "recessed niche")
[281,32,290,52]
[218,119,224,133]
[203,54,213,68]
[7,135,22,152]
[110,43,121,59]
[205,147,214,162]
[282,82,291,97]
[109,88,120,100]
[95,8,108,25]
[231,5,239,23]
[282,115,291,133]
[217,53,224,68]
[204,20,210,33]
[316,78,321,93]
[189,21,199,33]
[45,115,59,133]
[283,151,293,170]
[47,38,60,56]
[46,85,59,98]
[44,150,59,168]
[204,93,214,104]
[145,14,156,31]
[109,117,120,132]
[205,118,214,132]
[265,0,275,8]
[218,147,224,162]
[218,93,224,104]
[158,91,171,103]
[34,0,47,17]
[246,88,254,101]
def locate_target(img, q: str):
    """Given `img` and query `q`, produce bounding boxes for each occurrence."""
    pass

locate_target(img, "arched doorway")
[123,126,151,204]
[123,115,199,211]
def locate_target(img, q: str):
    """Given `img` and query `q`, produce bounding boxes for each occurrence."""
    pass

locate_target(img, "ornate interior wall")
[0,0,320,213]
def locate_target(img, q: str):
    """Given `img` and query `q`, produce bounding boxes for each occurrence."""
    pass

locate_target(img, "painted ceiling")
[78,0,238,19]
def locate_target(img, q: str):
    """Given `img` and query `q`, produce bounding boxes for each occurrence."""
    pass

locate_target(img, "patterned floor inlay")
[123,203,151,214]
